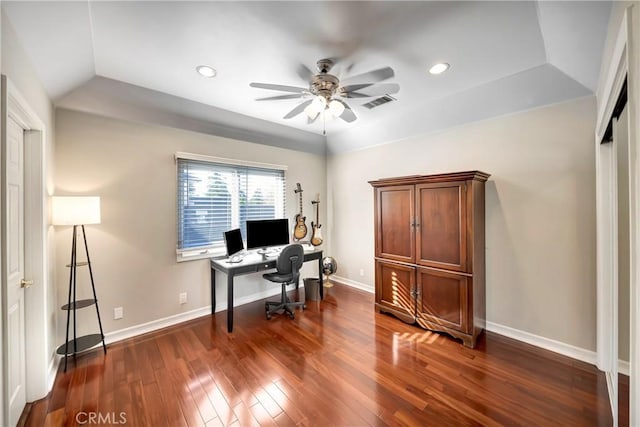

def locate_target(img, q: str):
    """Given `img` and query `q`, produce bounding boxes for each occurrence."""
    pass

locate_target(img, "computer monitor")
[246,219,290,252]
[223,228,244,257]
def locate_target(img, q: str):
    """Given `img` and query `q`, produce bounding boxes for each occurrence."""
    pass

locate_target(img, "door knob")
[20,279,33,288]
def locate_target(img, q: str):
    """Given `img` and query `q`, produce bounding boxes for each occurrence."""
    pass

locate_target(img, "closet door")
[375,185,415,263]
[415,181,467,272]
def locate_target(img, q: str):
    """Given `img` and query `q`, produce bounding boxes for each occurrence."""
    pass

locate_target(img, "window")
[176,153,286,260]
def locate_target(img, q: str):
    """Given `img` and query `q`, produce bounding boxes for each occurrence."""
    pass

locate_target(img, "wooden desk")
[210,248,323,332]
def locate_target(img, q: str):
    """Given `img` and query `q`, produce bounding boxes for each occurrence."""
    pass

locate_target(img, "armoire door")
[415,181,467,272]
[416,267,469,333]
[375,185,415,263]
[375,259,416,323]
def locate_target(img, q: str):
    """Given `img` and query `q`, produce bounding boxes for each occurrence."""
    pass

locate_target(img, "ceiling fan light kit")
[328,99,345,117]
[250,58,399,132]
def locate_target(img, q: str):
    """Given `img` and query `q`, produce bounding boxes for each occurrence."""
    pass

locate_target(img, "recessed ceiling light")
[428,63,450,75]
[196,65,217,78]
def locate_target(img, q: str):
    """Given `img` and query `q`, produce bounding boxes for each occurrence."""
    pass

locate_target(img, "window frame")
[175,152,287,262]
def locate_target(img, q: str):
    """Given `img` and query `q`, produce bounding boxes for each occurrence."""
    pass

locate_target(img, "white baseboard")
[105,286,284,344]
[486,320,630,375]
[105,306,212,344]
[619,359,630,377]
[486,321,598,365]
[213,286,283,314]
[331,275,374,293]
[47,353,58,390]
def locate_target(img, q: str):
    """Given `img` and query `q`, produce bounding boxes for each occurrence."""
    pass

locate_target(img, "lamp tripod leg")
[63,225,77,372]
[82,225,107,354]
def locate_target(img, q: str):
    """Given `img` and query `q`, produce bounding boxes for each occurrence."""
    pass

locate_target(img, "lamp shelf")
[61,298,96,311]
[66,261,88,267]
[56,334,104,355]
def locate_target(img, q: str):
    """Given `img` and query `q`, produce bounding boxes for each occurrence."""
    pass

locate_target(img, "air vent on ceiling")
[362,94,397,109]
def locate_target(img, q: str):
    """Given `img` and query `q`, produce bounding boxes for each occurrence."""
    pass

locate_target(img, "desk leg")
[211,268,216,315]
[227,274,234,333]
[318,256,324,300]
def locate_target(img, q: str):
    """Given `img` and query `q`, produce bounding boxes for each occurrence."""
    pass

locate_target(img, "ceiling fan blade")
[250,82,307,93]
[296,63,314,82]
[284,99,312,119]
[334,100,357,123]
[340,83,375,93]
[342,92,370,98]
[341,67,395,85]
[256,94,304,101]
[343,83,400,98]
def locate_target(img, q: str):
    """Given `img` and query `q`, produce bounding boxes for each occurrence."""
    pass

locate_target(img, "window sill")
[176,247,225,263]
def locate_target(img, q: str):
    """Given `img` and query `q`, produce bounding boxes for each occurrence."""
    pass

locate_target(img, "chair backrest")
[276,244,304,280]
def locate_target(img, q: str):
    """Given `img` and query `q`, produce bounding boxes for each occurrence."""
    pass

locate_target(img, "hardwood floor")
[24,283,620,426]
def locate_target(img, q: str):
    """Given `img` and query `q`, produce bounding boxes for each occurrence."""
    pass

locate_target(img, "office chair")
[264,244,306,320]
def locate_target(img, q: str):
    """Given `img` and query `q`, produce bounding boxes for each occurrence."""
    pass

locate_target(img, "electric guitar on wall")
[310,196,323,246]
[293,183,308,241]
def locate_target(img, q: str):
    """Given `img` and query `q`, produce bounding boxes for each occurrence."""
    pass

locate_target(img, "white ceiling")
[3,1,612,153]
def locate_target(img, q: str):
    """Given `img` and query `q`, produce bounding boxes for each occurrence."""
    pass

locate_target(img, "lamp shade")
[52,196,101,225]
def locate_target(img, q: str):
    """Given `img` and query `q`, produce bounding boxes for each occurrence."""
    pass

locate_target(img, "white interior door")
[6,116,26,426]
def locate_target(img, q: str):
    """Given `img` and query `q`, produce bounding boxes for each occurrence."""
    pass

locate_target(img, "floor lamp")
[52,196,107,371]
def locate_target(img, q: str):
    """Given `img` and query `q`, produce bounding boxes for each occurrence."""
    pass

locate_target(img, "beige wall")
[1,10,56,398]
[54,109,326,339]
[327,96,597,351]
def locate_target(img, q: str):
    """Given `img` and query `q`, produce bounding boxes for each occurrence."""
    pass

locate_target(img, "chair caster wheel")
[289,313,295,320]
[266,313,272,320]
[302,304,307,310]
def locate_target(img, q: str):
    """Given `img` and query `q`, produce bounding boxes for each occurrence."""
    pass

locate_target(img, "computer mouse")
[230,255,241,263]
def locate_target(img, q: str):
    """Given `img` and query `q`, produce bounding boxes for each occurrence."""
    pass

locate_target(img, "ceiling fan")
[249,59,399,133]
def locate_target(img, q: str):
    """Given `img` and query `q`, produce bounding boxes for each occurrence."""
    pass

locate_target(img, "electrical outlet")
[359,269,365,277]
[179,292,187,305]
[114,307,123,320]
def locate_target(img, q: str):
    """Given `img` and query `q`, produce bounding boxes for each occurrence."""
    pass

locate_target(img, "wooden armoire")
[369,171,490,348]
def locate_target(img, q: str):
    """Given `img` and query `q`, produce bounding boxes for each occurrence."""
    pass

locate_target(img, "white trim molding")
[596,19,628,142]
[487,321,630,376]
[175,151,288,171]
[47,355,57,392]
[627,5,640,424]
[105,306,213,345]
[104,286,285,345]
[331,275,373,293]
[621,360,630,377]
[486,321,597,365]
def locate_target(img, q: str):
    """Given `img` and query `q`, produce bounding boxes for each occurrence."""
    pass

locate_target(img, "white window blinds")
[176,155,286,256]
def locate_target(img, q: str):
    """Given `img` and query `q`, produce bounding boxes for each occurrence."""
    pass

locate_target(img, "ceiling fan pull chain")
[323,111,326,136]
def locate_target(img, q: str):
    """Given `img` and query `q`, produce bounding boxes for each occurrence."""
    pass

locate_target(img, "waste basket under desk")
[210,248,324,332]
[303,278,320,301]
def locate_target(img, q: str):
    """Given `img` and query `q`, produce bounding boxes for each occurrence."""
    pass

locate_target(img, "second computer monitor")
[246,218,290,251]
[223,228,244,257]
